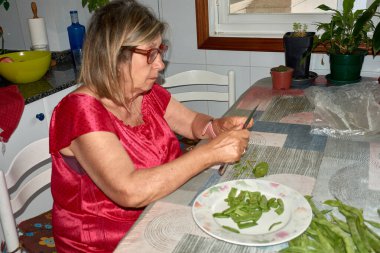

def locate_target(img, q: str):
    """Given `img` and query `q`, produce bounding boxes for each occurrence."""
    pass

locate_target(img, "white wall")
[1,0,379,114]
[0,0,91,51]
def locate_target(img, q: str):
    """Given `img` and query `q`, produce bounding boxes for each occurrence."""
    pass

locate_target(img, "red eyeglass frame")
[124,44,168,64]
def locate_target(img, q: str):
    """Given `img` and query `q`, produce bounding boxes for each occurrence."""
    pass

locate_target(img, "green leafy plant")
[291,22,308,37]
[315,0,380,56]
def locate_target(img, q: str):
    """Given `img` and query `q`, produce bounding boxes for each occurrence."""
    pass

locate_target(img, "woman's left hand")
[213,116,253,135]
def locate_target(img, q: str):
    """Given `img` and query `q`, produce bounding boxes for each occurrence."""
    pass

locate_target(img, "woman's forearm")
[191,113,216,139]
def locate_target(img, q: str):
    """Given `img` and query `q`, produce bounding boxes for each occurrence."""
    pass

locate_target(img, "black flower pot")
[283,32,315,79]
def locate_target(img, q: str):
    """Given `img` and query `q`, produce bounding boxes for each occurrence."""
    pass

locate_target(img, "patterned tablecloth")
[115,77,380,253]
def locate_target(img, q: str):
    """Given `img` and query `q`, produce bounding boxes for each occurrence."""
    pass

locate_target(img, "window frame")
[195,0,373,52]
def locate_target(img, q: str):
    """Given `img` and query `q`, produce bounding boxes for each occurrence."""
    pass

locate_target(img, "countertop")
[0,53,78,104]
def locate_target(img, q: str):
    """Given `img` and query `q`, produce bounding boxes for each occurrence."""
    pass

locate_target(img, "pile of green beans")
[213,187,284,233]
[280,196,380,253]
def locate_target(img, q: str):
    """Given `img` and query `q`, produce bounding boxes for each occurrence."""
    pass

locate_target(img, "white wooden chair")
[0,137,53,253]
[162,70,236,108]
[162,70,235,152]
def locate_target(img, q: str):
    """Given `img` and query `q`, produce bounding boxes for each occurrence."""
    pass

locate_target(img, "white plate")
[192,179,312,246]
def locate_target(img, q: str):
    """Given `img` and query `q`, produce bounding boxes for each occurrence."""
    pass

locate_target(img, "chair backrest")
[162,70,236,108]
[0,138,51,253]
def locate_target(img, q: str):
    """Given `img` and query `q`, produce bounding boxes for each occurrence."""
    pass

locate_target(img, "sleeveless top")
[49,84,182,252]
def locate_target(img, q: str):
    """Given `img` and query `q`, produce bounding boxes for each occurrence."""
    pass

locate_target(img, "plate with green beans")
[192,179,312,246]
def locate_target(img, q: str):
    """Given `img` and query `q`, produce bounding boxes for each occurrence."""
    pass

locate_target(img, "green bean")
[280,246,320,253]
[222,225,240,233]
[268,197,278,208]
[212,212,229,218]
[313,218,356,253]
[315,227,335,252]
[366,225,380,242]
[365,219,380,229]
[268,221,282,231]
[325,199,364,225]
[228,187,238,199]
[305,195,326,220]
[259,195,268,211]
[237,221,257,229]
[355,217,374,253]
[346,216,368,253]
[364,229,380,253]
[275,198,284,215]
[330,214,349,233]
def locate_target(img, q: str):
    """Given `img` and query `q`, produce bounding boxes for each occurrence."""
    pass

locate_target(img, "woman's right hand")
[202,128,250,164]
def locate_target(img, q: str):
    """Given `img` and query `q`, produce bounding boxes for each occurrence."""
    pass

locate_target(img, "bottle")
[67,10,85,69]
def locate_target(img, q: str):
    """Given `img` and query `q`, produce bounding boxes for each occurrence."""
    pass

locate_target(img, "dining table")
[114,76,380,253]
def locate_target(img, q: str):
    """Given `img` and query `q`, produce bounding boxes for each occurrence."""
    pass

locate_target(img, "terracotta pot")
[271,68,294,90]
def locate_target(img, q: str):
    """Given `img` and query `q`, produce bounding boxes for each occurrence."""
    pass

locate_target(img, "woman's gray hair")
[79,0,166,106]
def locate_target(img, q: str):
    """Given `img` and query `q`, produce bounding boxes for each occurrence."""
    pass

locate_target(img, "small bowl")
[0,51,51,83]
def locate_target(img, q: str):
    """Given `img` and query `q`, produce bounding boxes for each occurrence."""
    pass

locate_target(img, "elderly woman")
[49,0,251,252]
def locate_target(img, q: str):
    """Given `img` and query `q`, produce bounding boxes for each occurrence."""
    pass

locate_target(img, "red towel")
[0,85,25,143]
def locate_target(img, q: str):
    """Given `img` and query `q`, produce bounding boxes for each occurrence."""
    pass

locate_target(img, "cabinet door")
[0,99,48,171]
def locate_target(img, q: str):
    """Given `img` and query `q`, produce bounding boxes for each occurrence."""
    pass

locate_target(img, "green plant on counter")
[315,0,380,56]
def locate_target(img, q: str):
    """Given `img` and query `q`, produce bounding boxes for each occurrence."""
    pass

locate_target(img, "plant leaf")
[3,0,9,11]
[317,4,334,12]
[82,0,89,8]
[342,0,354,17]
[353,0,380,37]
[373,23,380,56]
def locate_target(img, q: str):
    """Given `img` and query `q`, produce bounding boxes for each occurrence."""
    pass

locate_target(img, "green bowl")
[0,51,51,84]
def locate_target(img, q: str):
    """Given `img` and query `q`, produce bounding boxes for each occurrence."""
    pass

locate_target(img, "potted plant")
[283,23,315,80]
[315,0,380,84]
[270,65,294,90]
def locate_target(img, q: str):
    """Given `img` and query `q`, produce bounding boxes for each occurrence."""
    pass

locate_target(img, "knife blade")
[218,104,259,176]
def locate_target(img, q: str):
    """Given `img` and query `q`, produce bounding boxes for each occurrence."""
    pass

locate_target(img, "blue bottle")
[67,10,85,69]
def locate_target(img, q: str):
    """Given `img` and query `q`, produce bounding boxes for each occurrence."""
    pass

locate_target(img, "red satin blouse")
[49,84,182,252]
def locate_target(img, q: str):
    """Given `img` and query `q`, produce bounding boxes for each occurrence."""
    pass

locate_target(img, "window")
[195,0,375,52]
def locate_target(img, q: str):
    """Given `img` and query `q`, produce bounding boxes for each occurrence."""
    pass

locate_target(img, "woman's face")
[123,36,165,96]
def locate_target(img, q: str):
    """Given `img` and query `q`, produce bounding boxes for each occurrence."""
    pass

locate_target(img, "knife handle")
[218,163,228,176]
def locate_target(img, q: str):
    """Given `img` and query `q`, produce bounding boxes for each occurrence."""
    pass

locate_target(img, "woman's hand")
[213,116,254,134]
[201,128,250,164]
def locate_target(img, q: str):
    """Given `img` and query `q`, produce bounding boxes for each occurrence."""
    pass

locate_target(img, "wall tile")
[206,50,251,66]
[160,0,206,65]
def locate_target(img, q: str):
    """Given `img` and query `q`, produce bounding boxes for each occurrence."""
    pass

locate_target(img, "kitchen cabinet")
[0,99,47,171]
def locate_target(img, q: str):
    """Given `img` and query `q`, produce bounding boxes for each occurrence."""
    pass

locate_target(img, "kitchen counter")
[0,53,79,104]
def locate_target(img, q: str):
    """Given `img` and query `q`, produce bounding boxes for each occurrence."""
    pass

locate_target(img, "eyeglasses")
[124,44,168,64]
